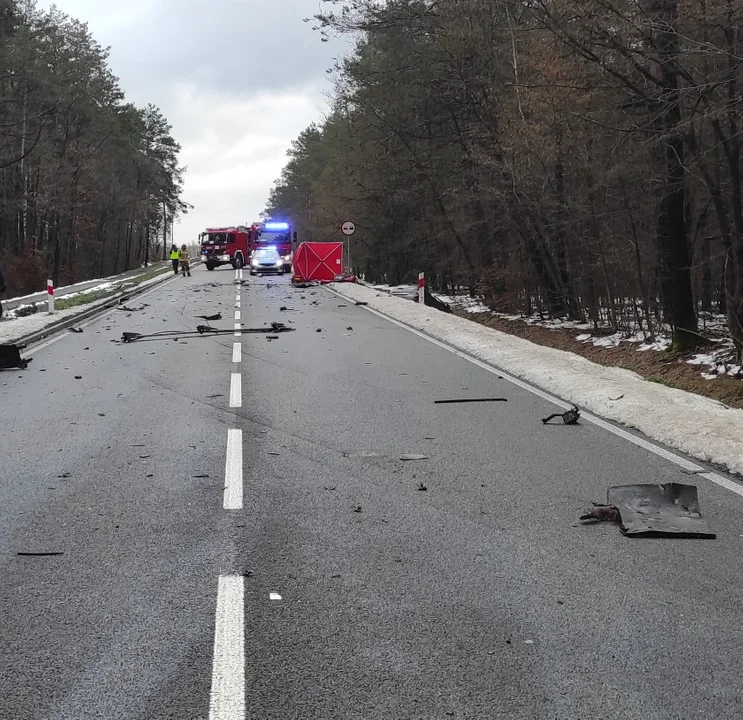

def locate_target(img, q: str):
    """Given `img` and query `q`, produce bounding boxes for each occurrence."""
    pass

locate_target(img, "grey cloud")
[104,1,343,98]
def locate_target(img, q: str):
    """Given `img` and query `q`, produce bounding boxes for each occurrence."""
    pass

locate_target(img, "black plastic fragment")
[0,344,31,369]
[435,398,508,404]
[542,406,580,424]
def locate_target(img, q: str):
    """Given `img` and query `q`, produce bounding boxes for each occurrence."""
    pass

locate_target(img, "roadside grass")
[53,265,171,310]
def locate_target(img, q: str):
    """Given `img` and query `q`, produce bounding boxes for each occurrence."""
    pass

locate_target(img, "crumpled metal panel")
[607,483,716,538]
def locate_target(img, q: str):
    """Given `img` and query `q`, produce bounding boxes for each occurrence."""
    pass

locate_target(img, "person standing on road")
[178,244,191,277]
[169,245,180,275]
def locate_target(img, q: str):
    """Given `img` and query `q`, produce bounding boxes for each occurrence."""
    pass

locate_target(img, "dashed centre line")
[232,343,241,364]
[208,575,245,720]
[223,429,243,510]
[229,373,242,408]
[235,310,241,321]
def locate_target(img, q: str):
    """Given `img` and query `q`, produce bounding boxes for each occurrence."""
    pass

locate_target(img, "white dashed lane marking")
[223,429,243,510]
[229,373,242,408]
[208,575,245,720]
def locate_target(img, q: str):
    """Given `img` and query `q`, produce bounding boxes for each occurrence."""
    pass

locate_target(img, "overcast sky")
[37,0,347,244]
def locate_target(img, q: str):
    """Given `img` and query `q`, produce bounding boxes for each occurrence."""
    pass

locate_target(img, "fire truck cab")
[199,226,250,271]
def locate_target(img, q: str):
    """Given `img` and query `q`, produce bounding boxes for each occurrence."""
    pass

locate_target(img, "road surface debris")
[583,483,716,538]
[542,406,581,424]
[434,397,508,404]
[0,344,31,370]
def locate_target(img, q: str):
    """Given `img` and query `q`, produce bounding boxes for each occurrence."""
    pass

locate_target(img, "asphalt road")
[3,262,170,311]
[2,264,743,719]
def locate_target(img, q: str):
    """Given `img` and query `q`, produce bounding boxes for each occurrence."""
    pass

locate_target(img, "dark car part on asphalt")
[17,551,65,557]
[542,406,581,424]
[434,397,508,404]
[606,483,716,538]
[121,322,295,343]
[354,301,368,306]
[0,344,31,370]
[400,454,428,461]
[68,327,84,333]
[580,504,621,524]
[197,313,222,320]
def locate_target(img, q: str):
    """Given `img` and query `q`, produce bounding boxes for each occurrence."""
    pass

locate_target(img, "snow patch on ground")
[5,281,121,319]
[440,295,737,380]
[0,272,172,345]
[331,282,743,476]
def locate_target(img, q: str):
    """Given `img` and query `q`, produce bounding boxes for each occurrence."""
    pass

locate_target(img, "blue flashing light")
[264,222,289,231]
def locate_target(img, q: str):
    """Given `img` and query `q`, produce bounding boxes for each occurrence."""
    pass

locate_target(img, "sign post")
[47,279,54,313]
[418,272,425,305]
[341,221,356,273]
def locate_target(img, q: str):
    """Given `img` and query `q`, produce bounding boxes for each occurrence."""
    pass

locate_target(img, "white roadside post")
[418,272,425,305]
[47,279,55,313]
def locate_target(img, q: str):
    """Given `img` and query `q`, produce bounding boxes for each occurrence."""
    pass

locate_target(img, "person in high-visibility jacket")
[169,245,180,274]
[178,244,191,277]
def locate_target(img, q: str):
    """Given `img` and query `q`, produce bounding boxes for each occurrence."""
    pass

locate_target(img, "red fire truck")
[248,221,297,272]
[199,226,251,271]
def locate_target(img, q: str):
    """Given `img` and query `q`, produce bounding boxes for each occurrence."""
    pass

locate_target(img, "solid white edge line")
[209,574,245,720]
[235,310,241,321]
[325,288,743,499]
[224,429,243,510]
[229,373,242,408]
[232,342,241,364]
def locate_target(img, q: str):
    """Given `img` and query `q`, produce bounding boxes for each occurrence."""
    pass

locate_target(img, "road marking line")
[209,574,245,720]
[330,289,743,499]
[236,300,241,309]
[269,592,282,601]
[235,310,241,321]
[224,429,243,510]
[229,373,242,408]
[232,343,241,364]
[233,322,241,337]
[239,268,243,280]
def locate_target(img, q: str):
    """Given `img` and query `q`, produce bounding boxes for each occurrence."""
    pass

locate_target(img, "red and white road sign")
[341,221,356,236]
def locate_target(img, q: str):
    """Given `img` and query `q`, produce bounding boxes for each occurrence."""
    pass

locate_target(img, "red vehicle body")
[199,226,251,271]
[248,221,296,272]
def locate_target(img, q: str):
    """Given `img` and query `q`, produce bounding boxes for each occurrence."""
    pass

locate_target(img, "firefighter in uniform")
[178,244,191,277]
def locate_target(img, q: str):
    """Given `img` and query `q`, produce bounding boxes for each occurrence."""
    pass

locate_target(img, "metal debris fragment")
[542,406,580,424]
